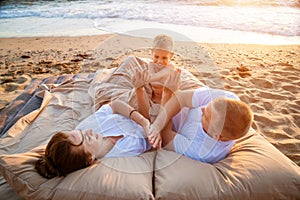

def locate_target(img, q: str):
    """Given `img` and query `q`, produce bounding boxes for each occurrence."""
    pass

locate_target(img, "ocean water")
[0,0,299,44]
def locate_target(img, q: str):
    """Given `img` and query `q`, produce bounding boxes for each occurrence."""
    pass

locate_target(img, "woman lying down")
[35,99,152,179]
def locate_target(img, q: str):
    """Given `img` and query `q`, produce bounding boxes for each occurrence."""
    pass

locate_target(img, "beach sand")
[0,34,299,165]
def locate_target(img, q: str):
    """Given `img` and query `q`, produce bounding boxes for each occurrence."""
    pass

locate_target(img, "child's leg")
[132,69,152,120]
[136,87,151,120]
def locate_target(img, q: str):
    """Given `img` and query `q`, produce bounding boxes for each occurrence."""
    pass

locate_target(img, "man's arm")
[148,90,194,148]
[160,121,176,151]
[155,70,179,149]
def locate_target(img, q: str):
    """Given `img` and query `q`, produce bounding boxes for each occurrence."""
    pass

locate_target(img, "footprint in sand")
[287,103,300,114]
[2,75,30,92]
[239,93,260,104]
[236,66,251,78]
[254,113,278,127]
[285,75,299,81]
[3,83,19,92]
[270,70,298,81]
[282,84,300,93]
[295,100,300,107]
[258,90,287,100]
[249,104,265,113]
[249,78,273,89]
[262,101,274,111]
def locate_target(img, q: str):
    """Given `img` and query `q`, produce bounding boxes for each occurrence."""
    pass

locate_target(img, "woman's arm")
[110,99,150,135]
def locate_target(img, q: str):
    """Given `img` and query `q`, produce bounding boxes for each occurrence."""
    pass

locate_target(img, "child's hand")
[164,69,181,93]
[132,69,150,89]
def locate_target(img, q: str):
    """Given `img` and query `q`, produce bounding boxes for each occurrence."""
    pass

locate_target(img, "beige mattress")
[0,56,299,200]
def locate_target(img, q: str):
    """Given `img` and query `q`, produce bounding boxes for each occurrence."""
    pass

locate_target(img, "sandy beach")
[0,34,299,165]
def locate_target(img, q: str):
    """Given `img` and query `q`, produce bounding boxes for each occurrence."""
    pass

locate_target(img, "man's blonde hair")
[152,34,174,52]
[212,98,253,140]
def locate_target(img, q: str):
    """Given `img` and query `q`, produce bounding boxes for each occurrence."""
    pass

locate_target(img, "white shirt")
[76,104,151,158]
[172,87,239,163]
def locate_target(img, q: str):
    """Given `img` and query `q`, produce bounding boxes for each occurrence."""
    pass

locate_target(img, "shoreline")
[1,17,299,45]
[0,34,299,165]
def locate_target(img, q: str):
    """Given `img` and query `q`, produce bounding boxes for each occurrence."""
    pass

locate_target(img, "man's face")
[201,103,212,137]
[201,103,231,141]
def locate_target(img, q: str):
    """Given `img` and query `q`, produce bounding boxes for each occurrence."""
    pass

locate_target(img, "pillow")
[0,147,155,200]
[154,130,300,199]
[0,67,156,200]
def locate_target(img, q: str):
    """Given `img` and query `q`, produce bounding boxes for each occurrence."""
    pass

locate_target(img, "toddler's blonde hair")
[152,34,174,52]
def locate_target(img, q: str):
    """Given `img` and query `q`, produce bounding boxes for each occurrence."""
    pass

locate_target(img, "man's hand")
[131,69,151,89]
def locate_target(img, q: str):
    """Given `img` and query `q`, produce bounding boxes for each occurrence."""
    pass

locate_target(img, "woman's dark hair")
[35,132,92,179]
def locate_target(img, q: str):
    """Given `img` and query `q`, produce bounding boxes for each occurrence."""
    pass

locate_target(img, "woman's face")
[67,129,114,159]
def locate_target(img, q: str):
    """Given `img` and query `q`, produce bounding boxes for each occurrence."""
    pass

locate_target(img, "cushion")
[0,147,155,200]
[1,130,299,200]
[1,56,299,199]
[154,129,300,199]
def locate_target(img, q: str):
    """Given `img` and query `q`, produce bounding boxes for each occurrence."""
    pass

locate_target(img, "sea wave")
[0,0,299,37]
[182,0,300,7]
[1,0,300,8]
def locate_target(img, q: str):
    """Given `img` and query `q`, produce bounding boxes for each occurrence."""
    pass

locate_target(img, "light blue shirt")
[76,104,151,158]
[172,87,239,163]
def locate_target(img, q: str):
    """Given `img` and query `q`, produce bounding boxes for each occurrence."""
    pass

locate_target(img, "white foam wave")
[0,0,299,38]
